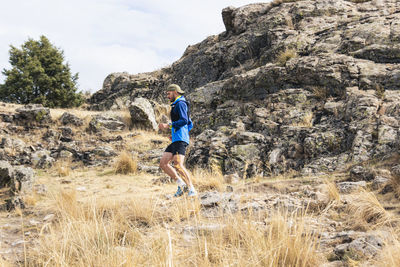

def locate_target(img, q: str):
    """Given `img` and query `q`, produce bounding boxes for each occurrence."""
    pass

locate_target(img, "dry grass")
[276,48,298,66]
[113,151,138,175]
[49,108,100,122]
[26,189,322,267]
[389,168,400,198]
[180,211,322,266]
[0,258,13,267]
[292,112,313,127]
[126,130,169,153]
[346,190,396,230]
[27,193,171,266]
[154,103,169,123]
[192,167,224,192]
[53,160,72,177]
[311,86,329,100]
[377,237,400,267]
[325,180,341,203]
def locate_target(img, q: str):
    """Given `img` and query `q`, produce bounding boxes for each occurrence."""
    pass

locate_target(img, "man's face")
[166,90,175,102]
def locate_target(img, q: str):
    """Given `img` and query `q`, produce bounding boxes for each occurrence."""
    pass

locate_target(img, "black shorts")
[165,141,188,155]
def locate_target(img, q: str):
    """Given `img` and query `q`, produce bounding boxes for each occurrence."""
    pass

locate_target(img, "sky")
[0,0,264,93]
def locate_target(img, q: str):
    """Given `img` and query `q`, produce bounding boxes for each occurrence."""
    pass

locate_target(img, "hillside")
[89,0,400,179]
[1,0,400,266]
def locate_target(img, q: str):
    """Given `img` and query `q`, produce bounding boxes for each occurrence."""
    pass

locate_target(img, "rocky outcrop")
[88,115,126,133]
[89,0,400,176]
[59,112,83,126]
[15,104,52,126]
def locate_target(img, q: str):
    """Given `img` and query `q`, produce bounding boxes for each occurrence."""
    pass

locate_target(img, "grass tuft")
[114,151,138,175]
[325,180,341,203]
[346,190,395,230]
[192,167,224,192]
[276,48,298,66]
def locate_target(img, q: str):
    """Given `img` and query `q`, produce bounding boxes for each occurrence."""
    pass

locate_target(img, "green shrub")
[0,36,84,108]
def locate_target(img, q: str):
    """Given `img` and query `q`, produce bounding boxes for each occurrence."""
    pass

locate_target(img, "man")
[158,84,197,197]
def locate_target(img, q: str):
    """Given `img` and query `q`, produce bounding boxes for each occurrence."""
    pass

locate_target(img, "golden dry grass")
[113,151,138,175]
[26,190,322,267]
[346,190,396,230]
[125,130,169,153]
[325,179,341,203]
[377,238,400,267]
[311,86,328,100]
[192,167,224,192]
[53,160,72,177]
[179,210,322,266]
[0,258,13,267]
[276,48,298,66]
[27,194,170,266]
[389,170,400,198]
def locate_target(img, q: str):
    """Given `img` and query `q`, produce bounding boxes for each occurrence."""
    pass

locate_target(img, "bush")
[114,151,138,174]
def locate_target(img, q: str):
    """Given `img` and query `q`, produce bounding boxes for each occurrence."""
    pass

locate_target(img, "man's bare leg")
[159,152,179,180]
[173,154,193,188]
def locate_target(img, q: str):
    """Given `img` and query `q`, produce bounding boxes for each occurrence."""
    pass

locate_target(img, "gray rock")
[372,176,389,190]
[183,223,225,236]
[31,150,55,169]
[333,235,383,261]
[128,97,158,131]
[15,104,51,125]
[59,112,83,126]
[0,160,13,187]
[378,125,397,145]
[58,150,74,159]
[200,191,223,208]
[337,181,367,194]
[139,164,161,175]
[199,191,238,214]
[11,166,35,193]
[0,137,26,153]
[59,126,73,138]
[92,146,117,157]
[391,165,400,179]
[349,165,375,182]
[5,196,25,211]
[88,115,126,133]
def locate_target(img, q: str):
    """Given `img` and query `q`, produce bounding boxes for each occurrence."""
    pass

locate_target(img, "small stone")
[29,219,40,226]
[43,214,55,222]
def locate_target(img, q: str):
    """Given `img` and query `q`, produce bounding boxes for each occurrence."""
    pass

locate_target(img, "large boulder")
[59,112,83,126]
[88,115,126,133]
[128,97,158,131]
[15,104,52,125]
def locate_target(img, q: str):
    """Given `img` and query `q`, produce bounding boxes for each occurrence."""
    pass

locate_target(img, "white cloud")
[0,0,264,92]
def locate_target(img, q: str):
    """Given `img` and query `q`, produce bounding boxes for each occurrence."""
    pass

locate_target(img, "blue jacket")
[170,96,193,144]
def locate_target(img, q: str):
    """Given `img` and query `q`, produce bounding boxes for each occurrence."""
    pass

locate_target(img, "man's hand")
[158,123,169,130]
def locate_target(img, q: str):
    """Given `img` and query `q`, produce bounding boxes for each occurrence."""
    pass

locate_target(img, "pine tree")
[0,35,84,108]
